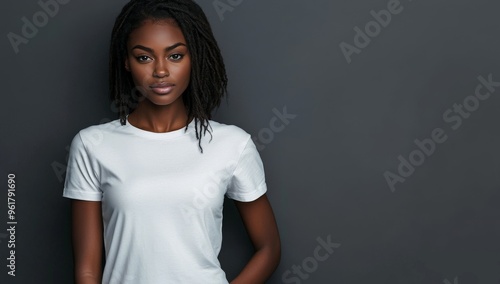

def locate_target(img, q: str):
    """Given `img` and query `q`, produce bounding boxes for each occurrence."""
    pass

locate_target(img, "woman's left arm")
[230,194,281,284]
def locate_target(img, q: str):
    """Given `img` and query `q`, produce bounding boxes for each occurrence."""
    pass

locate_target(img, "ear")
[124,58,130,71]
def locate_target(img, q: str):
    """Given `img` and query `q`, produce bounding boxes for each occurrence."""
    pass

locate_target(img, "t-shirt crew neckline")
[124,114,196,140]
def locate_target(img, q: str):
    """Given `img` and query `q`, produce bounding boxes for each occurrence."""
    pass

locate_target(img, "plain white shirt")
[62,116,267,284]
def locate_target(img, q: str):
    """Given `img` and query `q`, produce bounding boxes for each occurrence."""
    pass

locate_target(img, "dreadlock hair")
[109,0,228,153]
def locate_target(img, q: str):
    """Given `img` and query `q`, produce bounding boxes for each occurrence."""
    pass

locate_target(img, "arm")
[71,199,104,284]
[230,194,281,284]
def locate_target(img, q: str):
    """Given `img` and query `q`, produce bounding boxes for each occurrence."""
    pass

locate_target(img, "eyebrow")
[131,42,186,53]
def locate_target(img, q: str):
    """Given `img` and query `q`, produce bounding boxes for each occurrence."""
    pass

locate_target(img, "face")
[125,18,191,107]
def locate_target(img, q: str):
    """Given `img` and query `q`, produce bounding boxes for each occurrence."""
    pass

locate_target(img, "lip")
[150,82,175,95]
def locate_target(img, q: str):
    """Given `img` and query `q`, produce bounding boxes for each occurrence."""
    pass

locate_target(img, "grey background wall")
[1,0,499,283]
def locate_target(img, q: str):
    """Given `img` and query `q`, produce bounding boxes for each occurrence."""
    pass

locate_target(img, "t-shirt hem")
[63,188,102,201]
[226,182,267,202]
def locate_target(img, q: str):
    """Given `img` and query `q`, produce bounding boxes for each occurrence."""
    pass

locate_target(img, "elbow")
[274,239,281,268]
[74,272,102,284]
[260,238,281,270]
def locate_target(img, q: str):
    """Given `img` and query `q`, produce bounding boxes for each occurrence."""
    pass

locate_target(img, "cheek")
[176,61,191,85]
[184,68,191,84]
[130,66,151,86]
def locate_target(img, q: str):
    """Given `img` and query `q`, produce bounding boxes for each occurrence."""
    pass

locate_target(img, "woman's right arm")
[71,199,104,284]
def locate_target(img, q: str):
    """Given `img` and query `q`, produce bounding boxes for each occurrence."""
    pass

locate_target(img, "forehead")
[127,19,186,48]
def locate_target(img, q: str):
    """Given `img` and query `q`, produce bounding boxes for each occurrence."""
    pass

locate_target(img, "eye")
[136,55,151,62]
[169,53,184,61]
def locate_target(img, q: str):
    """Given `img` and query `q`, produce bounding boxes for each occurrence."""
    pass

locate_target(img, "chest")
[96,141,234,217]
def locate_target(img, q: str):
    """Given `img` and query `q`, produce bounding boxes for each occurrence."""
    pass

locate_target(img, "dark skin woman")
[69,0,280,283]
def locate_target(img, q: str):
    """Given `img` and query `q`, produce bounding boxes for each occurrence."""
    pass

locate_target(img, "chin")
[145,94,183,107]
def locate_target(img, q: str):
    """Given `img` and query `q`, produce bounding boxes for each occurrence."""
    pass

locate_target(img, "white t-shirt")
[62,116,267,284]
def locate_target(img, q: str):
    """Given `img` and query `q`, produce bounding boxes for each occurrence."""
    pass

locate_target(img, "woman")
[62,0,281,283]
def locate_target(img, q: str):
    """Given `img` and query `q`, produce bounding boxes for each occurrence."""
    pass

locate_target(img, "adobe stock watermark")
[339,0,413,64]
[52,127,105,183]
[52,83,147,183]
[252,106,297,151]
[282,235,341,283]
[213,0,243,22]
[180,166,235,222]
[444,277,458,284]
[7,0,71,54]
[6,173,17,277]
[384,73,500,192]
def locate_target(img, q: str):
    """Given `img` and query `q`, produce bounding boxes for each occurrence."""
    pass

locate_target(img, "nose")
[153,59,169,78]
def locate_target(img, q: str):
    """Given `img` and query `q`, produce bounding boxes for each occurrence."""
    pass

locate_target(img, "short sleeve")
[62,132,102,201]
[226,136,267,202]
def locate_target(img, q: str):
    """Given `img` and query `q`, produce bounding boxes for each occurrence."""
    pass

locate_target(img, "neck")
[127,98,192,133]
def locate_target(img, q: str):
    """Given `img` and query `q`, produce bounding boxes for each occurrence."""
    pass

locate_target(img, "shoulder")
[203,120,254,154]
[73,119,122,149]
[207,120,252,143]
